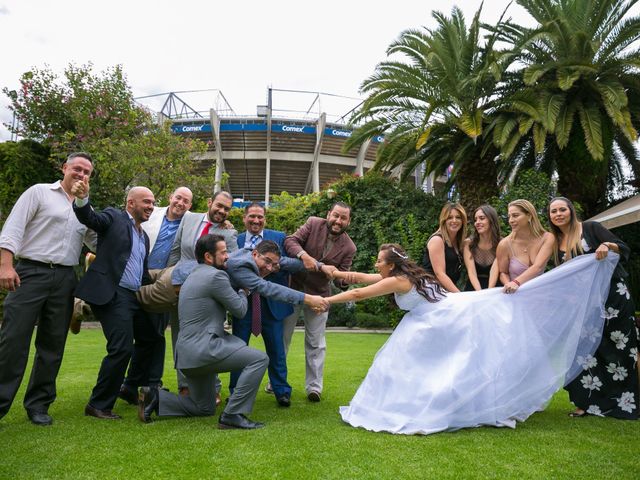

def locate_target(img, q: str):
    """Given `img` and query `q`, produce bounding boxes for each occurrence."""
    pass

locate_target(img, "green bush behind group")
[2,140,636,328]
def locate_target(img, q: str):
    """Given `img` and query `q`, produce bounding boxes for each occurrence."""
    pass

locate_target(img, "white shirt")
[0,181,96,266]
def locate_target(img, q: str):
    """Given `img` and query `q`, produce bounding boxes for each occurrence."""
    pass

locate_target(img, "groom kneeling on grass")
[138,234,268,430]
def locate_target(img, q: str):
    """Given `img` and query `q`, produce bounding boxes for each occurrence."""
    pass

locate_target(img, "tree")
[3,63,211,208]
[0,140,57,222]
[345,6,512,212]
[492,0,640,216]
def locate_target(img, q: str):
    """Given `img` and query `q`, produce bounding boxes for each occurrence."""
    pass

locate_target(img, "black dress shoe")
[276,394,291,407]
[84,404,122,420]
[307,391,321,402]
[118,385,138,406]
[218,412,265,430]
[138,386,159,423]
[27,411,53,426]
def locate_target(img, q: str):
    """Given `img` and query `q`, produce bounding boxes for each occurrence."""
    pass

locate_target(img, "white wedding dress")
[339,253,618,435]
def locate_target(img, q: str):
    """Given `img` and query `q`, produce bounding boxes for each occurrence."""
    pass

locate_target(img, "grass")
[1,329,639,479]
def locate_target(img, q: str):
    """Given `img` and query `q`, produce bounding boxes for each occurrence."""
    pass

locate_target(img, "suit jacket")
[237,229,298,320]
[284,216,356,296]
[226,248,305,305]
[168,211,238,266]
[142,206,167,252]
[74,203,151,305]
[175,263,248,369]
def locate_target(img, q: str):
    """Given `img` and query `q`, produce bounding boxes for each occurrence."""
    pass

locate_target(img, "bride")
[322,243,617,435]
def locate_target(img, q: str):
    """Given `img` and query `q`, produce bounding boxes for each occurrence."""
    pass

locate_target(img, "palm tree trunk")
[455,148,499,215]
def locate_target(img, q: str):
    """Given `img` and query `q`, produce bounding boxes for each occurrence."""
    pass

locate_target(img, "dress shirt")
[118,213,147,291]
[0,181,94,266]
[148,216,181,269]
[244,231,264,249]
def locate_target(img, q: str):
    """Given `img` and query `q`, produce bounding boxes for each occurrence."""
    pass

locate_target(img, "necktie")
[251,292,262,336]
[249,234,261,249]
[199,221,213,238]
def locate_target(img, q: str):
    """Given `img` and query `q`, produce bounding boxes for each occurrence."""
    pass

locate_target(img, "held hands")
[595,243,610,260]
[71,176,90,199]
[0,264,20,291]
[503,281,520,294]
[306,294,329,313]
[321,264,337,279]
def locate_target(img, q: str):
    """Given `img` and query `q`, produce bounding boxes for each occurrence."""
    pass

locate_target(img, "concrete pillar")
[209,109,226,193]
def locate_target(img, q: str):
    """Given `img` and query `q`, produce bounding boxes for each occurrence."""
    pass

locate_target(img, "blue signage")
[324,128,352,138]
[171,123,212,133]
[272,124,316,134]
[220,123,267,132]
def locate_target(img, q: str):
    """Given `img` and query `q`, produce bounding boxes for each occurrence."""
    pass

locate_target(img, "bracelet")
[602,243,610,250]
[513,279,521,287]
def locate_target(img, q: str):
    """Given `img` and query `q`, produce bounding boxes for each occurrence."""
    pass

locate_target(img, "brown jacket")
[284,216,356,296]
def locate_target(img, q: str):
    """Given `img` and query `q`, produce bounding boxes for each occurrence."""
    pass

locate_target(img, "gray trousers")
[170,309,222,394]
[0,261,76,418]
[283,304,328,395]
[158,345,268,417]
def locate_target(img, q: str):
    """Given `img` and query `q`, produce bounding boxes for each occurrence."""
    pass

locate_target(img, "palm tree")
[491,0,640,216]
[345,6,511,212]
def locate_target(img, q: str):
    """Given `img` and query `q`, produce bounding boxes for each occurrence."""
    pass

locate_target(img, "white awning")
[588,195,640,229]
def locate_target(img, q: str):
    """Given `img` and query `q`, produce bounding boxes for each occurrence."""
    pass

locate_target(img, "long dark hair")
[380,243,445,302]
[468,204,501,255]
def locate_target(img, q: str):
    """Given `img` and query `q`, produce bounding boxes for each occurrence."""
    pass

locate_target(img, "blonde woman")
[549,196,638,419]
[496,199,555,294]
[422,203,467,292]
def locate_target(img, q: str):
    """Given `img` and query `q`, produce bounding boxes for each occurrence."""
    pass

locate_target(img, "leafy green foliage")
[0,140,57,222]
[489,169,555,236]
[3,63,211,209]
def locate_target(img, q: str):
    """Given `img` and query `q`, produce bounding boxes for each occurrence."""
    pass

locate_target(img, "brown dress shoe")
[216,394,222,407]
[179,387,190,397]
[84,404,121,420]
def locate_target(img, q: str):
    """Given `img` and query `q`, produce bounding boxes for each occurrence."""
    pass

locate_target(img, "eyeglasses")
[257,252,278,268]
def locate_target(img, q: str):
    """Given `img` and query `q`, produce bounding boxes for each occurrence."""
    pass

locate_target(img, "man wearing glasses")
[225,240,329,403]
[229,203,300,408]
[0,152,96,426]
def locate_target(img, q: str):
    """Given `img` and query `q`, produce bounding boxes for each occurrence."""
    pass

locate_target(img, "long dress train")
[339,253,618,435]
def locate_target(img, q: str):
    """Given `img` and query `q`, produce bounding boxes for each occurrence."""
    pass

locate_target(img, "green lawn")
[1,329,638,479]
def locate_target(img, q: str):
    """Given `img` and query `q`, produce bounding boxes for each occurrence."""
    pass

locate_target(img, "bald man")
[72,182,156,419]
[119,186,193,404]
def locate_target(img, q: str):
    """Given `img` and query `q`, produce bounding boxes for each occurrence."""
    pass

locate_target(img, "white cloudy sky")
[1,0,634,140]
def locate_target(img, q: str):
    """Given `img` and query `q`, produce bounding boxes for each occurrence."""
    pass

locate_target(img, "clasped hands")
[307,294,330,313]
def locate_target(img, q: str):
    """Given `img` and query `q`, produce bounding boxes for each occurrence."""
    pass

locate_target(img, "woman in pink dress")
[496,199,555,293]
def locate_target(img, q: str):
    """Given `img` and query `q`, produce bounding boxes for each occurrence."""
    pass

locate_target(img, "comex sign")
[171,124,212,133]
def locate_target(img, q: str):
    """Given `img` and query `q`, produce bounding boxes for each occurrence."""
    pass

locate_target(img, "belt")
[18,258,73,269]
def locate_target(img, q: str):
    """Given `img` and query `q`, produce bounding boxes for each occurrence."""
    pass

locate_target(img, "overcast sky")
[1,0,634,141]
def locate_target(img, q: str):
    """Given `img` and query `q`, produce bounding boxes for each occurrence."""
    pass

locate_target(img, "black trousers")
[123,311,168,390]
[0,261,76,418]
[88,287,156,411]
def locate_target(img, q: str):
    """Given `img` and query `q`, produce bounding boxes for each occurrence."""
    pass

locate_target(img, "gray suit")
[157,263,268,417]
[226,248,306,304]
[168,211,238,266]
[166,211,237,388]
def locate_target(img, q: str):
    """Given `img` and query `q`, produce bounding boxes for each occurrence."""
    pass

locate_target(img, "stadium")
[136,88,443,204]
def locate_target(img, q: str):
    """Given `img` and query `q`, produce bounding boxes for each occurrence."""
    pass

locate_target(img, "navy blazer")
[237,229,300,320]
[74,203,151,305]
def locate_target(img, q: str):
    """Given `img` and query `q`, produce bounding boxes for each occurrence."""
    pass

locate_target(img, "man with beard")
[138,234,269,430]
[283,202,356,402]
[118,187,193,405]
[167,190,236,398]
[72,180,156,420]
[0,152,95,426]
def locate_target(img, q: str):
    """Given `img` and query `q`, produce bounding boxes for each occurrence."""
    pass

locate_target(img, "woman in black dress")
[549,197,638,419]
[463,205,502,290]
[422,203,466,293]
